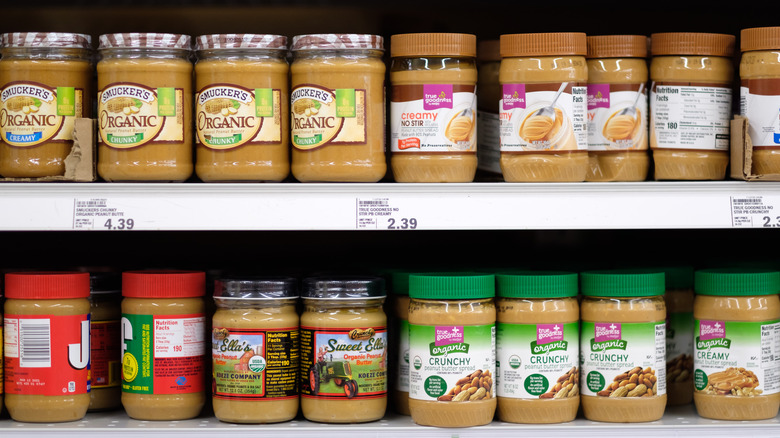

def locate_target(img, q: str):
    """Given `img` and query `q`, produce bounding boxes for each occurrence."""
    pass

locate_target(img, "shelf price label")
[73,198,136,230]
[730,195,780,228]
[356,197,418,230]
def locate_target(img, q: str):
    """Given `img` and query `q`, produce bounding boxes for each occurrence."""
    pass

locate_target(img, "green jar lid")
[580,269,665,297]
[496,271,578,298]
[391,271,412,296]
[409,272,495,299]
[695,268,780,296]
[656,265,694,289]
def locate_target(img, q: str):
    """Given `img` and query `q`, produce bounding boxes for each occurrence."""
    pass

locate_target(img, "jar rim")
[99,33,191,51]
[2,32,92,49]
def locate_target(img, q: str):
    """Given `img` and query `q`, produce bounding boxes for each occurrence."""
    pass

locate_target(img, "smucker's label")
[0,81,83,147]
[196,85,282,150]
[291,85,366,150]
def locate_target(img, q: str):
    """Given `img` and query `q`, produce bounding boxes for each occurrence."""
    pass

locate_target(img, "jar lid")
[195,33,288,51]
[302,276,385,299]
[98,33,192,50]
[5,271,90,299]
[2,32,92,49]
[695,268,780,296]
[90,272,122,295]
[500,32,587,57]
[650,32,735,57]
[580,269,665,297]
[496,271,578,298]
[214,276,298,300]
[409,273,495,300]
[478,39,501,62]
[656,265,694,290]
[741,27,780,52]
[391,271,413,296]
[122,270,205,298]
[291,34,384,51]
[587,35,648,59]
[390,33,476,57]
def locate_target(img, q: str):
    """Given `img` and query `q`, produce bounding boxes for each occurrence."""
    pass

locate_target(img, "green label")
[255,88,274,117]
[524,374,549,396]
[696,336,732,350]
[205,134,242,146]
[335,89,356,118]
[590,338,628,352]
[430,342,470,356]
[56,87,76,116]
[157,87,176,116]
[107,133,143,144]
[121,313,153,394]
[293,134,322,146]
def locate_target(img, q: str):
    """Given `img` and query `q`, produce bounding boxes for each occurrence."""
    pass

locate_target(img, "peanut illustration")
[107,97,141,114]
[539,366,579,399]
[699,367,762,396]
[437,369,493,402]
[667,354,693,383]
[597,366,658,398]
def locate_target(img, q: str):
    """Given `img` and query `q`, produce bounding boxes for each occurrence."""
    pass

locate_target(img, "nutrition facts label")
[651,83,731,151]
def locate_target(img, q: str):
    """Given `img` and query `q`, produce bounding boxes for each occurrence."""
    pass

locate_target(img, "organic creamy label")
[740,79,780,150]
[196,85,281,150]
[587,83,648,151]
[650,82,731,151]
[0,82,82,147]
[291,85,366,150]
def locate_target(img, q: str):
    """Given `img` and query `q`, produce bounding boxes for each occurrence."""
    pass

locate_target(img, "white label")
[650,83,731,151]
[153,316,205,358]
[730,195,780,228]
[741,83,780,148]
[477,110,502,174]
[4,318,20,358]
[587,83,648,151]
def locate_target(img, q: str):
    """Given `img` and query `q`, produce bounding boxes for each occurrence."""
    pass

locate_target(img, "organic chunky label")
[121,313,205,395]
[98,83,184,149]
[693,319,780,396]
[390,84,477,154]
[300,325,387,399]
[409,324,495,402]
[0,81,83,147]
[212,326,298,400]
[740,79,780,150]
[650,82,731,151]
[587,83,648,151]
[580,321,666,397]
[499,82,588,153]
[497,322,579,399]
[666,311,694,385]
[395,318,410,392]
[91,319,121,389]
[291,85,366,150]
[4,314,90,396]
[196,85,282,150]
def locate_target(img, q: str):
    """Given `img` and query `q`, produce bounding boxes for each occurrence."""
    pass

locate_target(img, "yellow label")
[195,85,281,150]
[291,85,366,150]
[122,352,138,383]
[0,82,83,147]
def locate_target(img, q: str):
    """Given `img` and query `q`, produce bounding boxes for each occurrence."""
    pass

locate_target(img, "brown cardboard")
[730,115,780,181]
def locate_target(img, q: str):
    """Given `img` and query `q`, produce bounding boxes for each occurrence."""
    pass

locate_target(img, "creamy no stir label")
[0,82,83,147]
[587,83,648,151]
[291,85,366,150]
[196,85,281,150]
[741,79,780,150]
[650,82,731,151]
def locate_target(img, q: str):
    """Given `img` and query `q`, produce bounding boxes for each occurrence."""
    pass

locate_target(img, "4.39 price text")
[104,218,135,230]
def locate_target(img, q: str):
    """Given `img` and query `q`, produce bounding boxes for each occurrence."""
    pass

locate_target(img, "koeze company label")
[291,85,366,150]
[98,83,184,149]
[587,83,648,151]
[196,85,281,150]
[580,321,666,397]
[740,79,780,150]
[4,313,91,396]
[409,324,495,402]
[650,82,731,151]
[496,322,579,399]
[0,82,82,147]
[693,319,780,396]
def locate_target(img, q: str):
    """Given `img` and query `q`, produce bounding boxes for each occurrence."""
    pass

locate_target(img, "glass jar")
[476,39,503,176]
[649,32,735,180]
[0,32,92,178]
[211,276,299,423]
[300,276,387,423]
[586,35,649,182]
[194,34,290,182]
[89,272,122,411]
[499,32,589,182]
[579,269,667,423]
[693,268,780,420]
[389,33,478,182]
[390,271,411,415]
[660,266,694,406]
[97,33,193,182]
[290,34,386,182]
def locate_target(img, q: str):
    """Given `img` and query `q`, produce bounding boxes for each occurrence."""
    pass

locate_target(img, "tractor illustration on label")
[309,352,359,399]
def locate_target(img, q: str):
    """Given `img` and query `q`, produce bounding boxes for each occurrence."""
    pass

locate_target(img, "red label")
[398,137,421,150]
[91,320,121,388]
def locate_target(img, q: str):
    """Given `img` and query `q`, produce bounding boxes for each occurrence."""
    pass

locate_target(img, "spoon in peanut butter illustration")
[616,82,645,118]
[532,82,568,121]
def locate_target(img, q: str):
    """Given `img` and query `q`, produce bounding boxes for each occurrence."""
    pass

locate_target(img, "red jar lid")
[4,271,90,299]
[123,270,205,298]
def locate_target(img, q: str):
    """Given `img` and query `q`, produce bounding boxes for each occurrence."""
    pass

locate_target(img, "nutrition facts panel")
[651,84,732,150]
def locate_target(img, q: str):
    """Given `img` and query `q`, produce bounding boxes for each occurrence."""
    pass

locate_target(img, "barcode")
[732,197,762,204]
[19,319,51,368]
[359,199,389,206]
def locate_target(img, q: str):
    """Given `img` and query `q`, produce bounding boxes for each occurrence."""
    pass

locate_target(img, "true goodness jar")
[649,32,735,180]
[499,32,589,182]
[476,39,503,176]
[693,268,780,420]
[661,266,695,406]
[194,34,290,182]
[389,33,478,182]
[97,33,193,182]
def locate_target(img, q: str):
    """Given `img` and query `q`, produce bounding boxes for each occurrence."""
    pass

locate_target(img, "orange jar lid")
[5,271,90,299]
[123,270,205,298]
[741,27,780,52]
[500,32,587,57]
[650,32,735,57]
[478,39,501,62]
[587,35,648,58]
[390,33,476,57]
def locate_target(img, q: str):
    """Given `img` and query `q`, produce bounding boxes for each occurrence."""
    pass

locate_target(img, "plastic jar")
[476,39,503,176]
[495,271,579,423]
[3,271,91,422]
[211,276,299,423]
[0,32,92,178]
[661,266,694,406]
[389,33,478,182]
[649,32,735,180]
[390,271,411,415]
[408,273,496,428]
[89,272,122,411]
[586,35,649,182]
[300,276,387,423]
[580,270,667,423]
[120,270,207,420]
[692,268,780,420]
[194,34,290,182]
[740,27,780,175]
[97,33,193,182]
[499,32,589,182]
[290,34,386,182]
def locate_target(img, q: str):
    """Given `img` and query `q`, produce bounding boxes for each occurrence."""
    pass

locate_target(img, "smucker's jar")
[499,32,589,182]
[660,266,694,406]
[0,32,93,178]
[390,33,478,182]
[97,33,193,182]
[649,32,735,180]
[290,34,386,182]
[476,39,503,176]
[194,34,290,182]
[89,272,122,411]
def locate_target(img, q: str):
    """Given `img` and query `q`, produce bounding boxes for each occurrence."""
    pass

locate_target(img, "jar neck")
[2,47,92,61]
[99,47,191,61]
[215,298,297,310]
[293,49,384,60]
[303,297,385,311]
[196,48,287,62]
[391,56,476,72]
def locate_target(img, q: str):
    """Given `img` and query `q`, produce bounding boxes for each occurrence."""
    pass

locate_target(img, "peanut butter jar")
[499,33,589,182]
[650,33,735,180]
[88,272,122,411]
[390,33,478,182]
[0,32,92,178]
[477,39,503,175]
[195,34,290,182]
[97,33,193,182]
[586,35,649,182]
[290,34,386,182]
[660,266,694,406]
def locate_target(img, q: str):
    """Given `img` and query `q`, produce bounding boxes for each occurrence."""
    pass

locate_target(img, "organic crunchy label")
[91,319,121,389]
[395,318,410,392]
[587,83,648,151]
[0,82,83,147]
[666,311,693,386]
[291,85,366,150]
[650,82,731,151]
[196,85,282,150]
[740,79,780,150]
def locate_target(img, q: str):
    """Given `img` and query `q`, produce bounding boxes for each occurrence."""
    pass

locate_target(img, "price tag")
[73,198,136,230]
[730,195,780,228]
[356,197,419,230]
